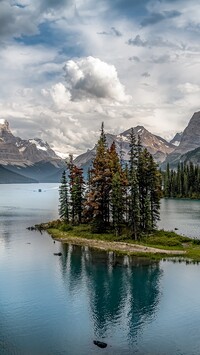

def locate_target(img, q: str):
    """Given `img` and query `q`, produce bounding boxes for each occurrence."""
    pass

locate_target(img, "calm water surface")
[1,185,200,354]
[159,198,200,238]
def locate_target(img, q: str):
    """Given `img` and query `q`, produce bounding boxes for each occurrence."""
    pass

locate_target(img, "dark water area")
[1,185,200,354]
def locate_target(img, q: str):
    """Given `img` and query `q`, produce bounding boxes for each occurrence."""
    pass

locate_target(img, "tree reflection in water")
[60,244,162,347]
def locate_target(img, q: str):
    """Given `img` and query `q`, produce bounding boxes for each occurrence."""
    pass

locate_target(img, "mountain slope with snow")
[0,120,62,166]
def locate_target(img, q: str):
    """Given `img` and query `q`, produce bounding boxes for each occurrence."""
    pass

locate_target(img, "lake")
[1,184,200,354]
[159,198,200,238]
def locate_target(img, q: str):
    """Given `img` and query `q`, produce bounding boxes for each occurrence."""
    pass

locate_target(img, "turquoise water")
[1,185,200,354]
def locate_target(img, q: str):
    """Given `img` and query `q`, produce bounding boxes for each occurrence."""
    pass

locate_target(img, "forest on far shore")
[163,162,200,199]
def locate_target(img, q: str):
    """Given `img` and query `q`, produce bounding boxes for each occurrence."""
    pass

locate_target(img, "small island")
[36,220,200,262]
[37,123,200,263]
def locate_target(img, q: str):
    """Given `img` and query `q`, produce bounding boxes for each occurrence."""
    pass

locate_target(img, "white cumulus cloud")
[50,83,71,109]
[63,56,131,103]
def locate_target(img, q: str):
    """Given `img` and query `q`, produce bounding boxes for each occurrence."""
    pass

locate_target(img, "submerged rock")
[93,340,107,349]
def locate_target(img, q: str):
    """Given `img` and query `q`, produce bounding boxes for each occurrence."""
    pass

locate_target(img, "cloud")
[49,83,71,109]
[0,0,75,41]
[63,56,130,102]
[141,10,181,27]
[39,0,73,12]
[177,82,200,94]
[129,56,140,62]
[141,72,150,77]
[0,1,38,40]
[1,0,200,157]
[127,34,179,49]
[97,31,110,35]
[111,26,122,37]
[97,26,122,37]
[150,54,171,64]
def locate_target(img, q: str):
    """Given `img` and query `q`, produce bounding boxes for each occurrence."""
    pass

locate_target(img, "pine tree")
[148,154,161,229]
[137,148,161,232]
[128,128,140,239]
[162,161,200,199]
[68,155,84,224]
[85,122,109,232]
[107,141,126,235]
[111,171,124,236]
[164,163,170,197]
[137,148,149,231]
[59,170,70,223]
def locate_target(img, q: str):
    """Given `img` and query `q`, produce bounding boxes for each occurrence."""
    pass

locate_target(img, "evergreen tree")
[164,163,171,197]
[128,128,140,239]
[76,123,162,235]
[162,161,200,199]
[84,122,109,232]
[148,154,161,229]
[111,171,124,236]
[68,155,84,224]
[59,170,69,223]
[108,142,127,235]
[137,149,161,232]
[137,148,149,231]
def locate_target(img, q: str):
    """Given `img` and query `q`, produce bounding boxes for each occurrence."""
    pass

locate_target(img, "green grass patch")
[140,230,192,250]
[39,220,200,262]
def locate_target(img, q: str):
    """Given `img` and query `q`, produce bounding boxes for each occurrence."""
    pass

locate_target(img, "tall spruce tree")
[85,122,109,232]
[128,128,140,239]
[68,155,84,224]
[137,148,161,232]
[111,171,124,236]
[59,170,69,223]
[148,154,161,229]
[108,142,125,235]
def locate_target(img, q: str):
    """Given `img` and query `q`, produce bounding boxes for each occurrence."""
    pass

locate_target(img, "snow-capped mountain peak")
[0,121,62,166]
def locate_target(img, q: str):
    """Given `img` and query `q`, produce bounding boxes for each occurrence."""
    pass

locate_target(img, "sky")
[1,0,200,156]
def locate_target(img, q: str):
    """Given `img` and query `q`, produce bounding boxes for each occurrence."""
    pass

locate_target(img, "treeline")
[163,162,200,198]
[59,123,162,239]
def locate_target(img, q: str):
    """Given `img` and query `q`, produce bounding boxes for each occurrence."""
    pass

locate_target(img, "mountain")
[170,132,182,146]
[174,112,200,154]
[162,111,200,168]
[178,147,200,165]
[120,126,174,161]
[0,120,65,183]
[0,165,37,184]
[74,125,175,172]
[0,120,61,166]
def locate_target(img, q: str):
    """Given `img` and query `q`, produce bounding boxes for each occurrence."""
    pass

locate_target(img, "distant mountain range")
[1,111,200,183]
[75,111,200,172]
[0,120,65,183]
[74,126,175,173]
[162,111,200,168]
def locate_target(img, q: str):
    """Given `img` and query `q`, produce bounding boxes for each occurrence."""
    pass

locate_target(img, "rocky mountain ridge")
[0,120,65,183]
[170,132,182,146]
[162,111,200,168]
[0,120,61,167]
[74,125,175,170]
[2,110,200,182]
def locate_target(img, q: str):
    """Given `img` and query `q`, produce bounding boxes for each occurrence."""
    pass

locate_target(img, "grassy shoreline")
[36,221,200,262]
